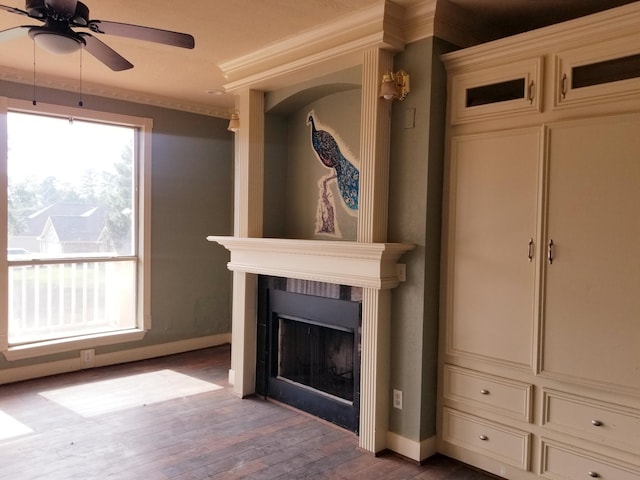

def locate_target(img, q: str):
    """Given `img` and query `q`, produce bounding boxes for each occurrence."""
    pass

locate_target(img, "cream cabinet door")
[543,114,640,391]
[446,128,541,368]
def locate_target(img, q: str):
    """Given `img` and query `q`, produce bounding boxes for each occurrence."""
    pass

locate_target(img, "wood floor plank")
[0,345,499,480]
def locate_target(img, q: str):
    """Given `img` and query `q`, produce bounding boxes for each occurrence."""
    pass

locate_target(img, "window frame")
[0,97,152,360]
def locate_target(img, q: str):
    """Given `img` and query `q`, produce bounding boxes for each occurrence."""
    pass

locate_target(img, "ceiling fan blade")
[45,0,77,16]
[0,4,30,16]
[80,33,133,71]
[87,20,194,49]
[0,25,30,43]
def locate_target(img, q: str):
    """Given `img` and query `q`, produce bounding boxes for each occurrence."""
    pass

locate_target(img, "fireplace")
[257,278,361,432]
[207,236,414,453]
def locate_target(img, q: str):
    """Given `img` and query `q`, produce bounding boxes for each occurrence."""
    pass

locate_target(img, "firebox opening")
[257,277,362,433]
[278,315,355,403]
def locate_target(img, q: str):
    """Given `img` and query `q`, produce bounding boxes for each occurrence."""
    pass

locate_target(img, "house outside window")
[0,98,152,359]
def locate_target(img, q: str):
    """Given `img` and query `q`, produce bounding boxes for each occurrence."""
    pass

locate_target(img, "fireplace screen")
[278,316,354,402]
[257,283,361,432]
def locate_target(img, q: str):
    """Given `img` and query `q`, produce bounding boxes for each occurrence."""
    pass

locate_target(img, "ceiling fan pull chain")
[32,40,37,106]
[78,47,83,107]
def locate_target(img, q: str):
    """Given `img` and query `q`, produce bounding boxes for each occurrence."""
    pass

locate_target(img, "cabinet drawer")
[442,407,530,469]
[541,440,640,480]
[542,389,640,453]
[444,365,533,422]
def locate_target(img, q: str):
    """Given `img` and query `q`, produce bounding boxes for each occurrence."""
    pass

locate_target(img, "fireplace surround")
[207,236,413,452]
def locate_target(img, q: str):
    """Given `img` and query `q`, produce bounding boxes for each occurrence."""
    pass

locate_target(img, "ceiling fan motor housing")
[25,0,89,26]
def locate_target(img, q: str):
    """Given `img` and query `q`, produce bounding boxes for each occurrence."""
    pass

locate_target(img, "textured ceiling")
[0,0,637,117]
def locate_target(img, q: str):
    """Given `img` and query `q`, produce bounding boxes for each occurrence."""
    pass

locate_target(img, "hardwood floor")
[0,345,499,479]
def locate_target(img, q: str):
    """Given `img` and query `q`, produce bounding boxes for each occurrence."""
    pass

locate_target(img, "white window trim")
[0,97,152,361]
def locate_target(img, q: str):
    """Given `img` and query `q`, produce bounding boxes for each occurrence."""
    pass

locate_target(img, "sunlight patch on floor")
[38,369,223,417]
[0,410,33,440]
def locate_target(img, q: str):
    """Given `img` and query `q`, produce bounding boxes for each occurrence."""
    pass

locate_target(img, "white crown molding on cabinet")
[441,1,640,72]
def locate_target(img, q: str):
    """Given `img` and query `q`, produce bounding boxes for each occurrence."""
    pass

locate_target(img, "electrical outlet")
[80,349,94,367]
[396,263,406,282]
[393,389,403,410]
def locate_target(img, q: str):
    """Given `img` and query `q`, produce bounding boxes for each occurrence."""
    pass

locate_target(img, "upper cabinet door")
[555,36,640,109]
[445,127,542,369]
[542,113,640,392]
[450,58,543,124]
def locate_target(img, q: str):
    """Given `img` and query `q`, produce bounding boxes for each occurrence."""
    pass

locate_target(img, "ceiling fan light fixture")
[30,30,84,54]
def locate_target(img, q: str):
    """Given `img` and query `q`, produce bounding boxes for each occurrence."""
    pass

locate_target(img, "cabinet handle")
[527,238,534,262]
[561,74,568,99]
[548,239,554,264]
[527,81,535,104]
[588,472,600,478]
[478,435,488,441]
[591,420,603,427]
[480,389,490,395]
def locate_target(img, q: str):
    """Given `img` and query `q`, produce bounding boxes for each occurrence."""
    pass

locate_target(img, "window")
[0,98,152,359]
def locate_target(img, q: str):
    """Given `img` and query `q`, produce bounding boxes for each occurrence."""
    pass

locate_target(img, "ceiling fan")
[0,0,195,71]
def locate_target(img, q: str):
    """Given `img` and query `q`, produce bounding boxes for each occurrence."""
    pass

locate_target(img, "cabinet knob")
[480,389,490,395]
[478,434,488,441]
[588,472,600,478]
[591,420,603,427]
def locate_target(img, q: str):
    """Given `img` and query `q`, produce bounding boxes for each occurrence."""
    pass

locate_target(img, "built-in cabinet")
[438,4,640,479]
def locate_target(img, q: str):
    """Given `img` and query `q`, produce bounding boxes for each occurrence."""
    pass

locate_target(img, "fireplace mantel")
[207,236,414,289]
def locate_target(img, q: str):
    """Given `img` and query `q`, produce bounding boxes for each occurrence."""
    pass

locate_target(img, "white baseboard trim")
[386,431,438,462]
[0,333,231,385]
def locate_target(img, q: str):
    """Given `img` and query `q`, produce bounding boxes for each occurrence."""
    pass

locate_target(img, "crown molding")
[442,1,640,71]
[434,0,494,47]
[219,0,407,93]
[0,67,230,118]
[402,0,436,44]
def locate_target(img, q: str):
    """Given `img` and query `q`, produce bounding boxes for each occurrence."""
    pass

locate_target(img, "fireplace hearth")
[257,277,361,432]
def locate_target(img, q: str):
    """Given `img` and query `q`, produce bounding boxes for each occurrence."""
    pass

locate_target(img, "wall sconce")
[227,111,240,132]
[380,70,410,101]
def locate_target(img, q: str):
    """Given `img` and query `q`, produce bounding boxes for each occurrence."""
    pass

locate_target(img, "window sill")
[2,329,147,361]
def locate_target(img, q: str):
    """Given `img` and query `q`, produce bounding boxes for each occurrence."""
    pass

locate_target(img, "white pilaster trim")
[359,288,391,453]
[358,48,393,244]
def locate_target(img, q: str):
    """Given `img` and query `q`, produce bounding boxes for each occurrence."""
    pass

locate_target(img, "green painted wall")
[387,36,455,442]
[0,80,234,370]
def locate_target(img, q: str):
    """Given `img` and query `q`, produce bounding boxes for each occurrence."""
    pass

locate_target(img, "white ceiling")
[0,0,636,118]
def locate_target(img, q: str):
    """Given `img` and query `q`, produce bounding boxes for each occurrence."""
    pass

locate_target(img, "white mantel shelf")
[207,236,414,289]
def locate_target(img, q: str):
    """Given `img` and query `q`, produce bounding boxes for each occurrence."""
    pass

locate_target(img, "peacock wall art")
[307,112,359,238]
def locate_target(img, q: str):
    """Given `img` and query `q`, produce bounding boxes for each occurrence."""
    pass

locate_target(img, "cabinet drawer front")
[543,389,640,452]
[555,35,640,109]
[450,58,542,124]
[444,365,533,422]
[541,440,640,480]
[442,407,530,469]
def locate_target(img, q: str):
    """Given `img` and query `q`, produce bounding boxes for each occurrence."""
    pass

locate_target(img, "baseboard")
[386,431,438,462]
[0,333,231,385]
